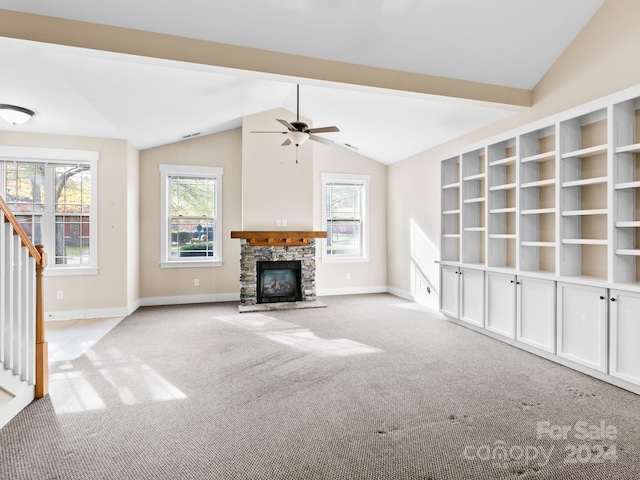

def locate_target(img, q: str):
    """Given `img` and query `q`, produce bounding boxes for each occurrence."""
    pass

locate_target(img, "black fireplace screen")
[257,260,302,304]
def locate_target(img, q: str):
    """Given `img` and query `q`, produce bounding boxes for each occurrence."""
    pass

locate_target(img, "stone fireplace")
[231,231,327,308]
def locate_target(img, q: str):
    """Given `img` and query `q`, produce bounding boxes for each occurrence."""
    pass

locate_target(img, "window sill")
[322,256,369,264]
[160,260,223,269]
[44,267,99,277]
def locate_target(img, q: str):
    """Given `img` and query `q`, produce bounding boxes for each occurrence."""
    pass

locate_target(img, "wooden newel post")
[35,244,48,398]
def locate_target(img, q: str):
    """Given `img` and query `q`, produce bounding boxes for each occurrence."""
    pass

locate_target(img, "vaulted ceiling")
[0,0,605,164]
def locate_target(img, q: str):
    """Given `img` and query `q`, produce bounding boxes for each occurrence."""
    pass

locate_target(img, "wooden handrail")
[0,195,42,266]
[0,194,48,398]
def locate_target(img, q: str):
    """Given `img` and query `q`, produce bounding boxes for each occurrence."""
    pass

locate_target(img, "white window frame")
[0,146,99,276]
[160,164,223,268]
[321,172,370,264]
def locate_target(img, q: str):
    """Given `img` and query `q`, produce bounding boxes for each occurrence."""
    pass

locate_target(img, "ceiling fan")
[252,84,340,148]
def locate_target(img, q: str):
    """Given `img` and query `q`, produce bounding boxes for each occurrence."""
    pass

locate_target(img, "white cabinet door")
[440,265,460,318]
[609,289,640,385]
[517,276,556,353]
[486,271,516,338]
[460,268,484,327]
[557,282,608,372]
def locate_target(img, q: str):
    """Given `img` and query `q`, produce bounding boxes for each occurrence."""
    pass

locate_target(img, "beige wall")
[387,0,640,299]
[241,108,314,230]
[313,143,388,294]
[0,131,137,317]
[138,129,242,302]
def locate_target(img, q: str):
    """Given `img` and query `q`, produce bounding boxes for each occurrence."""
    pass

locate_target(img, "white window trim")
[321,172,370,264]
[0,146,99,276]
[160,164,223,268]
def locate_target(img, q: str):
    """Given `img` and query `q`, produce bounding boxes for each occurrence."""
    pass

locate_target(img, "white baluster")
[3,223,14,370]
[12,234,21,377]
[26,256,36,385]
[0,219,5,364]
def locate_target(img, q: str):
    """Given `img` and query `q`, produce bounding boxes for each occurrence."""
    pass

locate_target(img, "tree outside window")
[2,161,94,269]
[160,165,223,267]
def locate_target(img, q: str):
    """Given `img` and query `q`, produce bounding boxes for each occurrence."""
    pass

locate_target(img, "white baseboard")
[140,293,240,307]
[45,288,418,320]
[386,287,414,301]
[45,306,131,321]
[316,285,388,297]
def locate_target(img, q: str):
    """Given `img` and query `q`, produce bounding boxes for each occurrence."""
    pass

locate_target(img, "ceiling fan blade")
[307,126,340,134]
[251,131,288,134]
[281,138,292,146]
[277,119,296,131]
[309,134,334,146]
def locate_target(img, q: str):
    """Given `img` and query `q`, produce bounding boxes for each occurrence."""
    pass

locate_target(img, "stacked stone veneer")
[239,239,317,305]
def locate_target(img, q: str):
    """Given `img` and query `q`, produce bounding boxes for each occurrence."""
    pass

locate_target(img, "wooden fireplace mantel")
[230,231,327,247]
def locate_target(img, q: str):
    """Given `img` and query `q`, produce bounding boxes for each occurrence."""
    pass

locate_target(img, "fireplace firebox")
[256,261,302,304]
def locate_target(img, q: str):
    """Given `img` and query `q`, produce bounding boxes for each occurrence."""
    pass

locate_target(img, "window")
[0,147,98,275]
[160,165,223,268]
[321,172,370,263]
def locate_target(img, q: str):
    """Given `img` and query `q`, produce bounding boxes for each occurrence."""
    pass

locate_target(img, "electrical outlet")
[56,290,64,300]
[276,219,282,227]
[282,219,287,227]
[346,273,351,280]
[194,278,200,287]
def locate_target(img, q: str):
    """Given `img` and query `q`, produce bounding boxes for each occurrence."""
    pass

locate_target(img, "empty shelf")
[521,241,555,247]
[563,176,608,187]
[463,173,486,181]
[521,208,556,215]
[562,209,607,216]
[490,207,516,214]
[615,143,640,154]
[521,178,556,188]
[561,144,607,159]
[489,234,516,239]
[489,183,516,191]
[521,151,556,163]
[442,182,460,190]
[463,197,486,204]
[463,227,486,232]
[562,239,608,245]
[489,155,517,167]
[615,181,640,190]
[442,209,460,215]
[616,221,640,227]
[616,249,640,256]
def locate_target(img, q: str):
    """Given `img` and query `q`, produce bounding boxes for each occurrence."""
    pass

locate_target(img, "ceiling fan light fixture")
[0,104,35,125]
[289,130,309,147]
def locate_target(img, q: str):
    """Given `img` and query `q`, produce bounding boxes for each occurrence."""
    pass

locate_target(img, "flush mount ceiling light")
[0,104,35,125]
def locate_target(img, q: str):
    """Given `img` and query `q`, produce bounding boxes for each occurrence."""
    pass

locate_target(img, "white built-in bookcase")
[439,86,640,291]
[438,86,640,396]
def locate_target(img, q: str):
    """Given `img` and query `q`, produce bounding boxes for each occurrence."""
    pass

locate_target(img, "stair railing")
[0,194,48,398]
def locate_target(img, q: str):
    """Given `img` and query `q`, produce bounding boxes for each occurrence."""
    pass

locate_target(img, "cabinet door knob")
[516,281,521,285]
[510,280,514,284]
[611,298,616,302]
[600,296,605,300]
